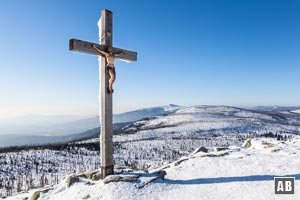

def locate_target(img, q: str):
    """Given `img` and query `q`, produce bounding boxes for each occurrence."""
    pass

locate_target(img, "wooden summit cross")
[69,9,137,178]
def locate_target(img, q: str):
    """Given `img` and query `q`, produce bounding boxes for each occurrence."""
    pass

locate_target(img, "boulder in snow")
[77,169,101,179]
[242,139,252,148]
[29,191,40,200]
[190,146,208,156]
[214,147,228,151]
[29,187,53,200]
[66,176,80,187]
[138,170,167,189]
[262,142,275,148]
[103,174,140,184]
[199,146,209,153]
[92,172,102,181]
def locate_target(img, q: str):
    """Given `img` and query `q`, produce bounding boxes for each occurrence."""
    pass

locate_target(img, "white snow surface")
[117,105,300,143]
[9,137,300,200]
[292,110,300,114]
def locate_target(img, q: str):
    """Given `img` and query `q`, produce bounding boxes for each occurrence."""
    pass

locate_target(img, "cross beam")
[69,39,137,62]
[69,9,137,178]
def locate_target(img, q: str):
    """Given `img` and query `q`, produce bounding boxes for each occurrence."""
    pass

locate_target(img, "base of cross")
[101,165,114,178]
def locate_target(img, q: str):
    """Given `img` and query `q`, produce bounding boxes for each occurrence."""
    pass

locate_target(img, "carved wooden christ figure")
[93,45,125,94]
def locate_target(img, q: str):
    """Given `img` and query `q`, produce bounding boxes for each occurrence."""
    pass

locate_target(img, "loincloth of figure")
[106,64,116,74]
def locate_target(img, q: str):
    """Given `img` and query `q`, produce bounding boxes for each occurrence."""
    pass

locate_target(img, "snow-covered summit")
[120,105,300,139]
[162,104,181,112]
[10,137,300,200]
[113,104,182,123]
[292,110,300,114]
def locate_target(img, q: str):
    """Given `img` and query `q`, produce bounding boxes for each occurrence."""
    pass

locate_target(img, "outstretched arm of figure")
[92,45,108,57]
[115,51,125,57]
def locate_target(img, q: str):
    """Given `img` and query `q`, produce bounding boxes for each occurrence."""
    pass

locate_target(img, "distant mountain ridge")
[251,106,300,111]
[113,104,181,123]
[0,122,131,148]
[0,105,181,147]
[0,104,182,136]
[119,105,300,138]
[1,104,300,148]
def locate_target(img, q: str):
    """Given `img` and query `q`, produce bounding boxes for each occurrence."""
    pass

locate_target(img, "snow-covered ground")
[120,105,300,139]
[292,110,300,114]
[112,105,299,168]
[2,105,300,197]
[0,146,100,197]
[9,137,300,200]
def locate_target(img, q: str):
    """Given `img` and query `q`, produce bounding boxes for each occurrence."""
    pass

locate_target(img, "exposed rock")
[262,142,275,148]
[66,176,80,188]
[138,170,167,189]
[103,174,140,184]
[216,152,229,157]
[76,170,100,179]
[214,147,228,151]
[29,187,53,200]
[91,172,102,181]
[83,194,90,199]
[271,148,281,152]
[157,170,167,180]
[190,146,208,156]
[242,139,252,148]
[40,187,53,193]
[85,181,95,186]
[29,191,40,200]
[61,170,101,185]
[199,146,209,153]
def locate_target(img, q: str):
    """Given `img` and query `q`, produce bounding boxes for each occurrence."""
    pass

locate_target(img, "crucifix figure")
[69,9,137,178]
[92,45,125,94]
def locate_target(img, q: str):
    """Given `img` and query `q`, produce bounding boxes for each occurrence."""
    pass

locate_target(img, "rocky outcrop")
[29,187,53,200]
[242,139,252,148]
[103,174,140,184]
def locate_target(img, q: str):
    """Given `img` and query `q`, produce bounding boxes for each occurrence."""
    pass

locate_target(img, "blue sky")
[0,0,299,117]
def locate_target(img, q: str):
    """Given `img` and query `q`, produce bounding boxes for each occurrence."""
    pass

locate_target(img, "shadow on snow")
[156,174,300,185]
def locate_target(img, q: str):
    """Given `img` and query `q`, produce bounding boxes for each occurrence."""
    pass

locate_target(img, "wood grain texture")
[69,9,138,178]
[100,9,114,178]
[69,39,137,62]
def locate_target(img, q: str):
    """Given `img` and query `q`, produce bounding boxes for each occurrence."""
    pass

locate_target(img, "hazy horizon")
[0,103,300,120]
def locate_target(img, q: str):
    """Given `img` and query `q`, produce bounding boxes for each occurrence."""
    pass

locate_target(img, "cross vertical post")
[69,9,137,179]
[99,9,114,178]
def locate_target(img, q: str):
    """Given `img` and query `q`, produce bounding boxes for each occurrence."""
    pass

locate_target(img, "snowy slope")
[109,105,300,169]
[2,105,300,198]
[10,137,300,200]
[292,110,300,114]
[113,104,181,123]
[118,105,300,140]
[252,106,300,111]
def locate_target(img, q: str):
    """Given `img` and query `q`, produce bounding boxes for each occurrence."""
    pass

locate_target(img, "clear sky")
[0,0,299,118]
